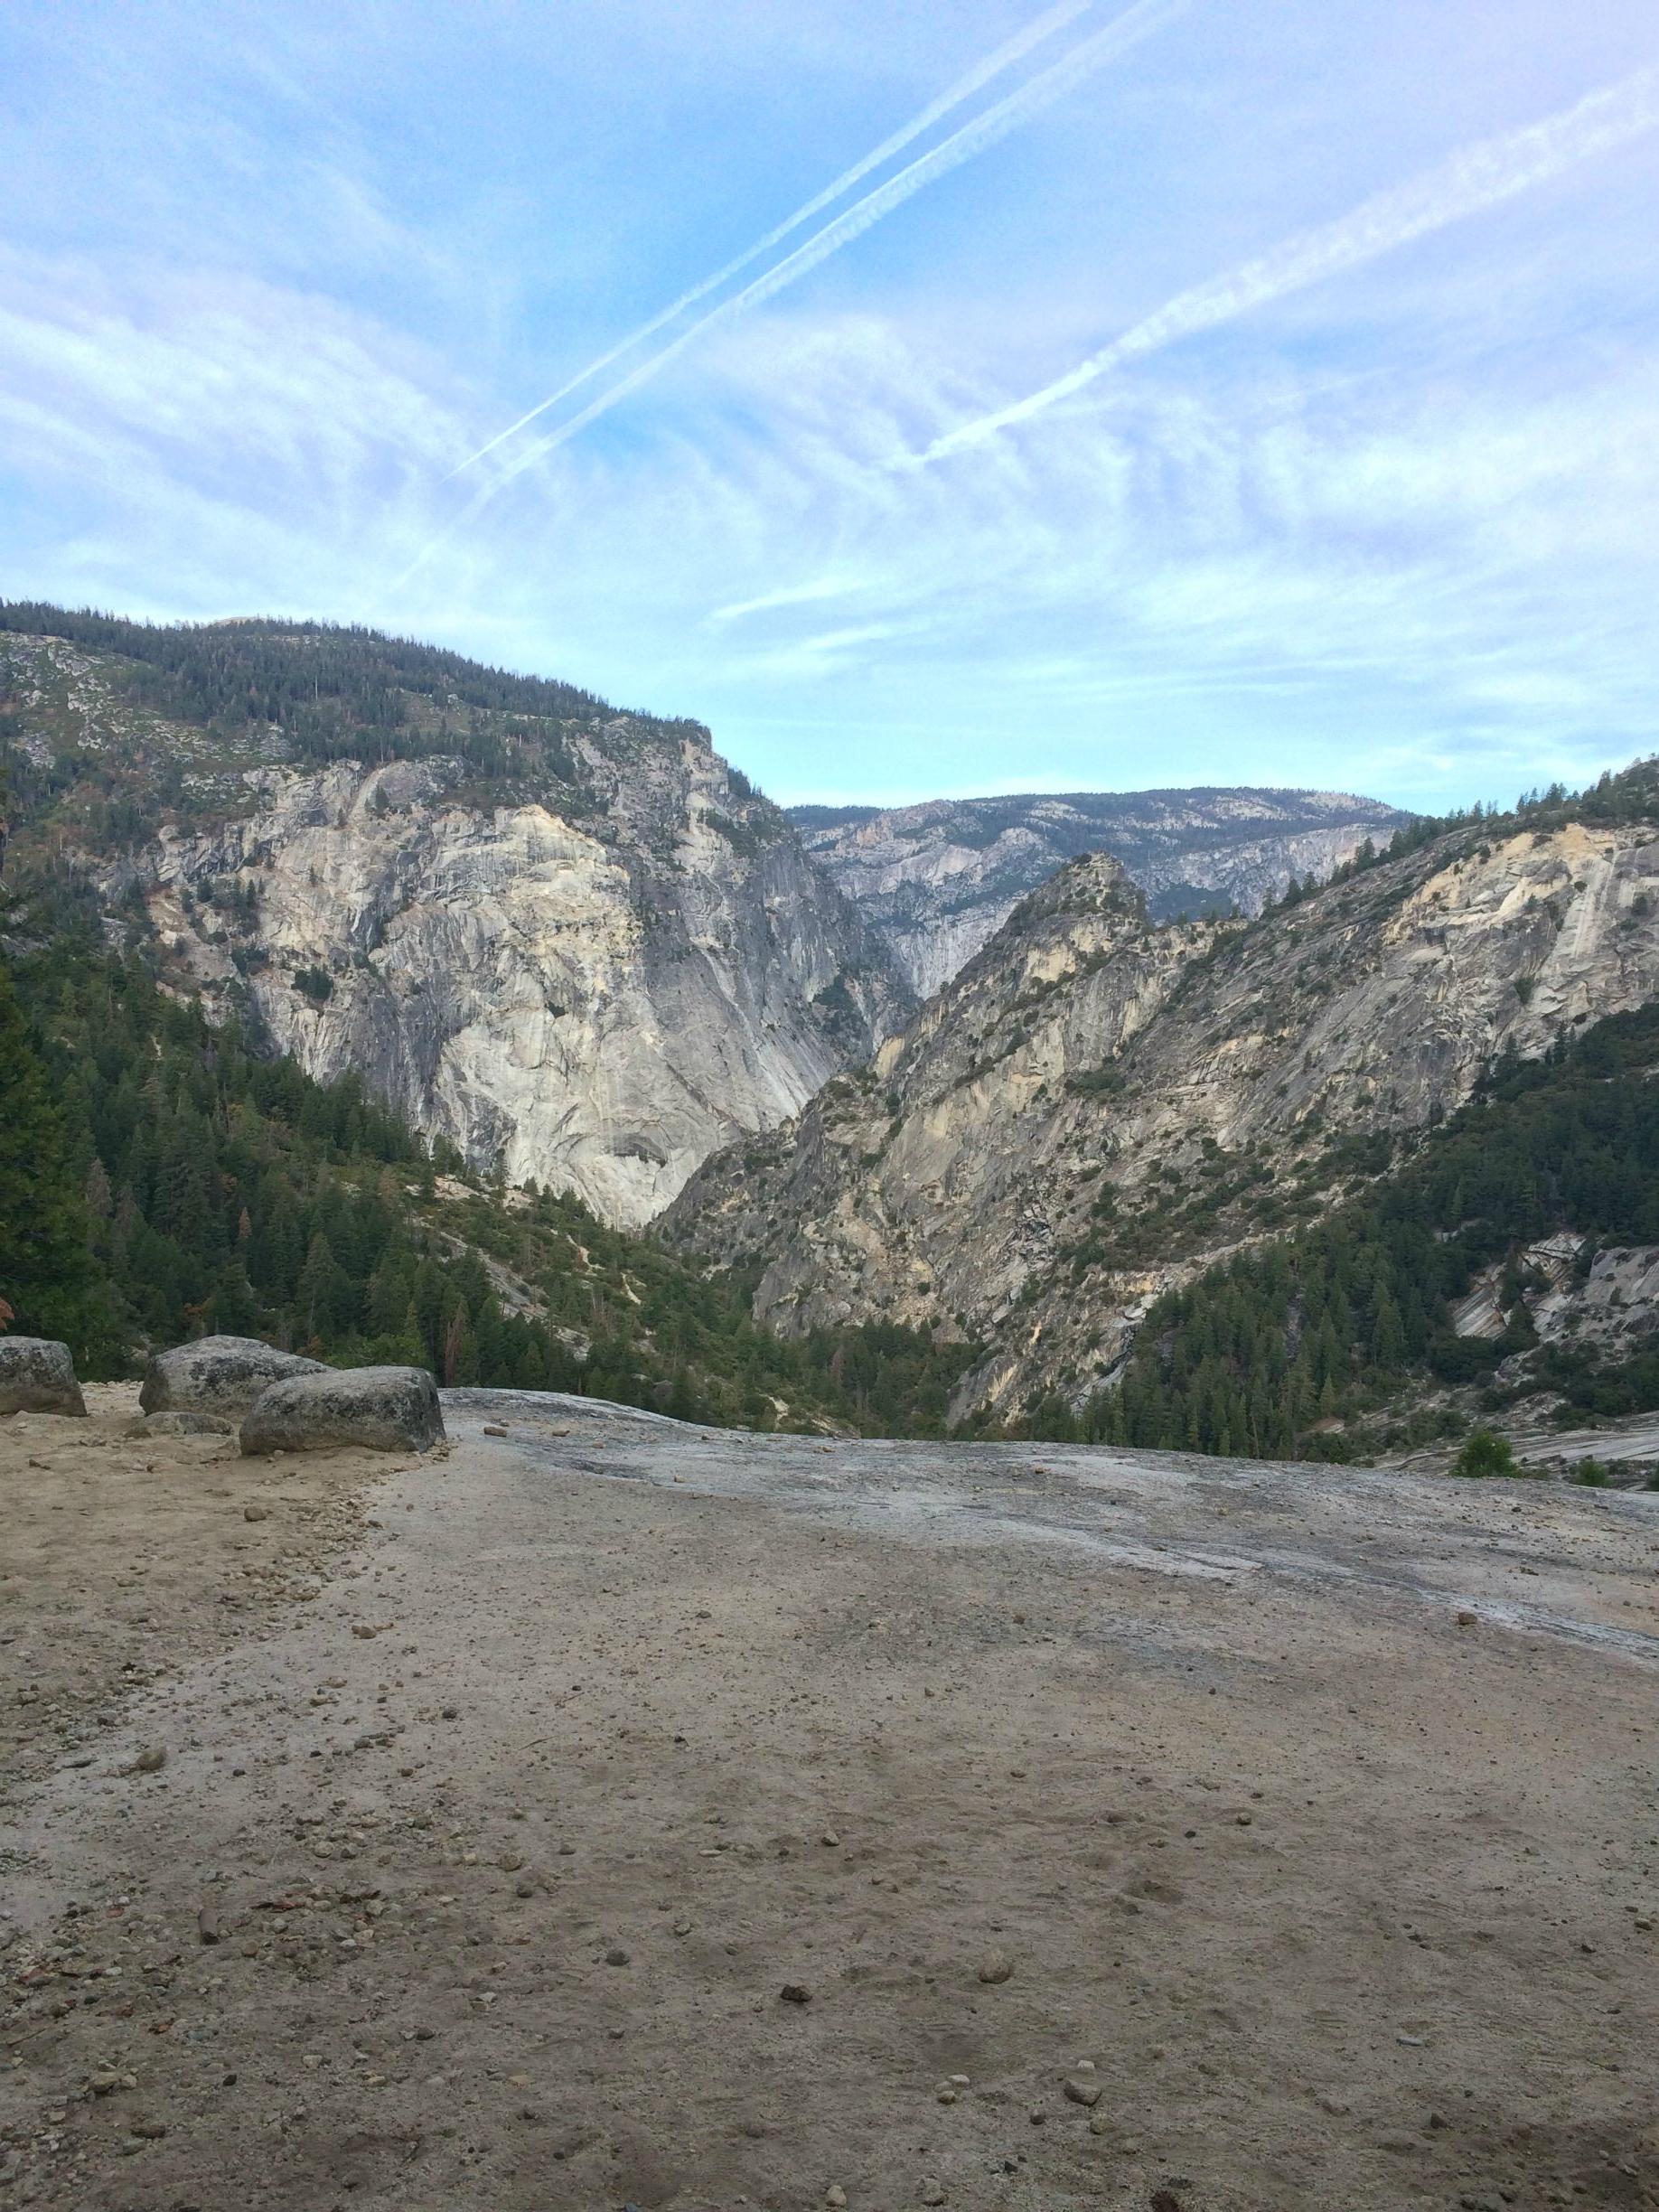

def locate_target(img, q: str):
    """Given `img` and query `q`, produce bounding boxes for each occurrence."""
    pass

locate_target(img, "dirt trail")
[3,1389,1657,2211]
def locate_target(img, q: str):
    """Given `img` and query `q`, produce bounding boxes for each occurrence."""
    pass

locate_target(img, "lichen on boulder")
[140,1336,324,1421]
[0,1336,88,1417]
[240,1365,445,1456]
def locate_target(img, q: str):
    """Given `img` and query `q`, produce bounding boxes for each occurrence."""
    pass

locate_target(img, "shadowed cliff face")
[790,787,1414,996]
[1,626,909,1229]
[669,816,1659,1419]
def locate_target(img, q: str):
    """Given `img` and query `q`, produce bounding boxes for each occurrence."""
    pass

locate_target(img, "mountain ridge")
[671,765,1659,1426]
[789,784,1414,995]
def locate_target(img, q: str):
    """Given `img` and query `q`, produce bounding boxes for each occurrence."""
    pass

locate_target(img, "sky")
[2,2,1657,812]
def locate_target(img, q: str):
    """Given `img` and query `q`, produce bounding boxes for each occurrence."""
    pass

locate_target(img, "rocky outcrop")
[1,626,909,1230]
[0,1337,87,1417]
[140,1335,326,1420]
[240,1364,445,1455]
[670,813,1659,1421]
[791,788,1412,997]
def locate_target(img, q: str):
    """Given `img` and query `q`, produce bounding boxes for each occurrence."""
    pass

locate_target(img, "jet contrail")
[486,0,1186,486]
[921,64,1659,463]
[445,0,1097,479]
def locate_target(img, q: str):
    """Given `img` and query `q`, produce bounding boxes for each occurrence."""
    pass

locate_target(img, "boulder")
[0,1337,88,1417]
[240,1365,445,1457]
[140,1336,324,1421]
[138,1410,236,1439]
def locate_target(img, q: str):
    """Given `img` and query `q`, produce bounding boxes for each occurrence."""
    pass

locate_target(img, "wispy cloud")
[483,0,1186,483]
[389,0,1185,595]
[920,64,1659,461]
[708,574,869,625]
[447,0,1098,477]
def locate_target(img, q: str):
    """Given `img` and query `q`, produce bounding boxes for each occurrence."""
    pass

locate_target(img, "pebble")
[483,1423,509,1438]
[920,2183,946,2206]
[825,2190,847,2208]
[1457,1610,1477,1627]
[604,1946,630,1967]
[977,1951,1014,1984]
[128,1747,167,1776]
[821,1831,840,1848]
[1064,2076,1102,2107]
[779,1982,812,2004]
[243,1504,270,1523]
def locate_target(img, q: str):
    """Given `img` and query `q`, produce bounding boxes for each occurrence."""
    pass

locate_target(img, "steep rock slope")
[790,787,1412,995]
[1,617,908,1228]
[670,794,1659,1419]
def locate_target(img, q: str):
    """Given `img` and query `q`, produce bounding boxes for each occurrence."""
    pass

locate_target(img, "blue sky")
[3,1,1656,812]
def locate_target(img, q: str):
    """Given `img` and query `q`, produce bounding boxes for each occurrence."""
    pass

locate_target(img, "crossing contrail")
[445,0,1099,479]
[919,64,1659,463]
[482,0,1186,488]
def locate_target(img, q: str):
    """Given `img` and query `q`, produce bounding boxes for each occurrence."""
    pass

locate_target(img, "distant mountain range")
[789,789,1415,995]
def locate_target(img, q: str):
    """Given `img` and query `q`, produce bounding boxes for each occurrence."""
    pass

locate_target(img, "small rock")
[128,1747,167,1776]
[198,1905,221,1945]
[243,1504,270,1523]
[779,1982,812,2004]
[1064,2076,1103,2107]
[976,1951,1014,1984]
[1457,1610,1477,1627]
[604,1946,630,1967]
[920,2184,946,2207]
[129,2118,167,2141]
[483,1422,509,1437]
[826,2190,847,2208]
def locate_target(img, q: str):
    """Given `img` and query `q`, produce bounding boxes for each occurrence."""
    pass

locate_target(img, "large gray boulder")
[0,1336,88,1417]
[240,1365,445,1456]
[141,1336,324,1421]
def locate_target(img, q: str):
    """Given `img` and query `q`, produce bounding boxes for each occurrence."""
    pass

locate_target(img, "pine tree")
[0,954,115,1364]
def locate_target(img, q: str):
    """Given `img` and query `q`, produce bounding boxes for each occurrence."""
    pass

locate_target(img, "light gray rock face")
[117,745,905,1231]
[672,816,1659,1420]
[0,1337,87,1417]
[790,788,1413,998]
[240,1364,445,1455]
[140,1336,325,1420]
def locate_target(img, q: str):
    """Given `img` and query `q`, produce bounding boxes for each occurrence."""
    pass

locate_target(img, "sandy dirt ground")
[3,1386,1658,2212]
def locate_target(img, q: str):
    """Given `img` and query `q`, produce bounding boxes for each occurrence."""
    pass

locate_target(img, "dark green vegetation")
[0,910,971,1434]
[0,602,617,767]
[0,605,799,868]
[1450,1430,1523,1479]
[1013,1003,1659,1457]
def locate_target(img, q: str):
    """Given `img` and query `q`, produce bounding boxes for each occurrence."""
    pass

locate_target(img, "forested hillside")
[0,874,972,1435]
[1010,1002,1659,1457]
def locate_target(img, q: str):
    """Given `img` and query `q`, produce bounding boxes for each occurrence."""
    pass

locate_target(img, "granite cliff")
[0,614,908,1229]
[671,783,1659,1420]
